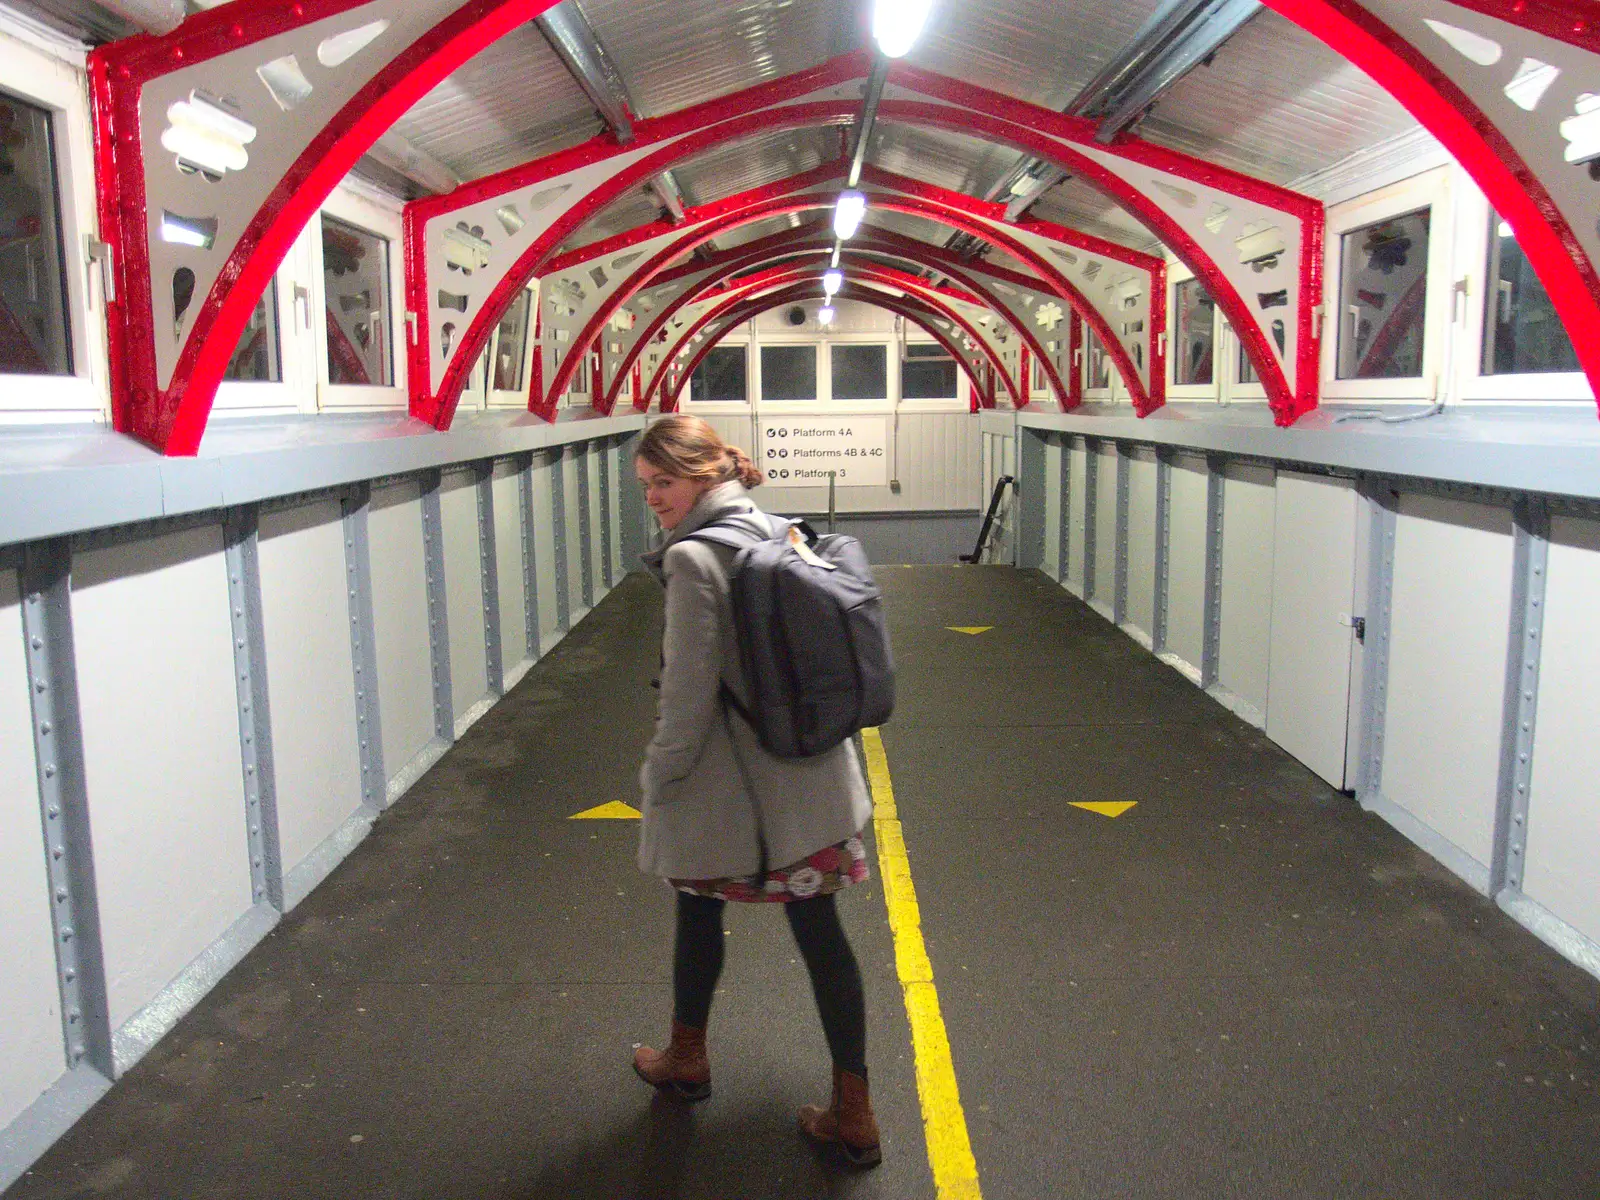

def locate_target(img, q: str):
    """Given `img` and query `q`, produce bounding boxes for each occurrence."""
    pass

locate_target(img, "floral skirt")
[671,836,869,903]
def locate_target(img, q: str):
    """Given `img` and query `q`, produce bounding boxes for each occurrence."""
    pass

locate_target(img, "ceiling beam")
[536,1,691,224]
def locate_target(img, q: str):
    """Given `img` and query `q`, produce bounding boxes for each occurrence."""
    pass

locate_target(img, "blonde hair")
[636,414,763,489]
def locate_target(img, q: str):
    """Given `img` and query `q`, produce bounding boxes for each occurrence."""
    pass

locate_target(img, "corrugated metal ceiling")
[376,0,1421,261]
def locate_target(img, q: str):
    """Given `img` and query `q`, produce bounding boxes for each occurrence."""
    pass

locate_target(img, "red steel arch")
[533,189,1149,421]
[660,281,999,412]
[636,263,1028,411]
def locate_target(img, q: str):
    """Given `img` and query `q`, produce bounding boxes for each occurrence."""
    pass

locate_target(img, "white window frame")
[754,339,823,411]
[313,182,407,411]
[680,340,751,412]
[1321,165,1453,404]
[1218,316,1269,406]
[823,338,894,413]
[0,23,108,422]
[1166,265,1221,402]
[1449,170,1593,404]
[486,285,538,410]
[1082,325,1121,403]
[212,222,317,417]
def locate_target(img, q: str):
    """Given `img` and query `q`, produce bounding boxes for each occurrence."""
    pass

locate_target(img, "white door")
[1266,472,1360,788]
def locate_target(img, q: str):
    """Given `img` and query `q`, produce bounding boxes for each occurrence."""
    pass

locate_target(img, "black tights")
[673,891,867,1077]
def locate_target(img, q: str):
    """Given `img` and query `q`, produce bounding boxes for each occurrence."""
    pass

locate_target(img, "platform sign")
[761,417,888,487]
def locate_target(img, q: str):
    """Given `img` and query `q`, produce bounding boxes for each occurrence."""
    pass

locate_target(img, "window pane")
[1483,213,1580,376]
[901,344,956,399]
[760,344,816,400]
[322,216,392,386]
[1338,208,1430,380]
[831,343,887,400]
[1173,279,1216,386]
[493,290,532,391]
[224,281,281,382]
[0,93,71,375]
[690,345,746,403]
[1086,331,1112,390]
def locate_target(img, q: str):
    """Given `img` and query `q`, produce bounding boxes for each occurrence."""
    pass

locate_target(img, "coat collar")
[640,480,758,580]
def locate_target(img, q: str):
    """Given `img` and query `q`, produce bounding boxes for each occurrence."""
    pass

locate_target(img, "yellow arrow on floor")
[569,801,641,820]
[946,626,994,636]
[1070,802,1139,819]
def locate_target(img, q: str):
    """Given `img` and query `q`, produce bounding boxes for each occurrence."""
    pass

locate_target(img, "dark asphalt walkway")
[8,567,1599,1199]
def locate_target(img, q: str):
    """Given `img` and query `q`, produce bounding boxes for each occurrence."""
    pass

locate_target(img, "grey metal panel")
[340,487,387,813]
[566,446,588,617]
[1153,451,1173,653]
[617,430,648,572]
[419,474,454,742]
[1114,444,1131,626]
[517,455,540,660]
[476,463,503,696]
[1493,499,1550,896]
[1015,405,1600,506]
[19,541,111,1080]
[585,443,604,601]
[1016,428,1048,572]
[550,451,572,632]
[1083,441,1099,601]
[1356,480,1399,804]
[1202,456,1227,689]
[1056,435,1072,585]
[221,508,283,913]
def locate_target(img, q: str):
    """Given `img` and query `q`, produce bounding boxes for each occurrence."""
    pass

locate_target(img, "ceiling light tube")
[872,0,934,59]
[823,269,843,297]
[833,191,867,240]
[818,305,837,326]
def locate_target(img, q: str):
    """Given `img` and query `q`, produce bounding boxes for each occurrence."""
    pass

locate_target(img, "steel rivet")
[40,721,51,735]
[64,968,75,981]
[45,766,56,780]
[53,845,64,859]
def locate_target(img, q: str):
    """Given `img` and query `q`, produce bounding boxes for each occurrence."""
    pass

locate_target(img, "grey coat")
[637,481,873,881]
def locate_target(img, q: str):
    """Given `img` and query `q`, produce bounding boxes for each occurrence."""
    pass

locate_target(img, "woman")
[631,414,881,1169]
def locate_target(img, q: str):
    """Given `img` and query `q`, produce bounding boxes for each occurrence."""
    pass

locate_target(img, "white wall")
[1067,439,1088,595]
[258,501,364,873]
[369,481,436,780]
[1382,495,1514,886]
[1092,443,1118,615]
[1524,516,1600,948]
[73,526,252,1032]
[1216,463,1276,724]
[1164,455,1208,680]
[440,468,490,726]
[492,462,530,675]
[1125,449,1158,643]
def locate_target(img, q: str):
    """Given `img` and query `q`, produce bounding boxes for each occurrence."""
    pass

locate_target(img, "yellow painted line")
[945,626,993,636]
[861,727,982,1200]
[1070,801,1139,819]
[569,801,641,820]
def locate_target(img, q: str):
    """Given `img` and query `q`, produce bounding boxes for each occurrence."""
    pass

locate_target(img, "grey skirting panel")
[1016,403,1600,503]
[0,410,647,550]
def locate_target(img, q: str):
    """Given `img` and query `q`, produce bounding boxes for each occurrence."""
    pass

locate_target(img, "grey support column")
[476,461,504,696]
[420,471,455,742]
[599,438,615,590]
[1356,478,1399,807]
[1017,427,1047,571]
[577,443,595,609]
[1083,439,1099,601]
[518,453,540,661]
[1492,497,1550,896]
[550,450,571,632]
[21,540,112,1080]
[618,430,647,571]
[1056,434,1071,585]
[341,486,387,812]
[1153,449,1173,654]
[1114,443,1131,625]
[222,507,284,912]
[1201,455,1227,689]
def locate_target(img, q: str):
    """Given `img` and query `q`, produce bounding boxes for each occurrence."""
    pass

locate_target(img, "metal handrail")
[960,475,1015,563]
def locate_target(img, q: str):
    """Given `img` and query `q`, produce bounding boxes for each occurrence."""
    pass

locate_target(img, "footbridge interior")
[0,0,1598,1194]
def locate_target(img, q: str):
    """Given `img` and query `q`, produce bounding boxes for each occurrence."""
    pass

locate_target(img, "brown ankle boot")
[799,1066,881,1168]
[632,1019,711,1101]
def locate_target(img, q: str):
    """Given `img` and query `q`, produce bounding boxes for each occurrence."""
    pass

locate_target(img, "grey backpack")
[686,516,895,759]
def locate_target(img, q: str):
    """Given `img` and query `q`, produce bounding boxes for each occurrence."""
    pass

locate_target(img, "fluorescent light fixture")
[833,191,867,240]
[1498,220,1515,240]
[823,269,843,297]
[817,305,836,326]
[872,0,933,59]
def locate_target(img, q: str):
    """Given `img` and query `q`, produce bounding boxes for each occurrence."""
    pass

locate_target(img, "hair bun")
[726,445,764,489]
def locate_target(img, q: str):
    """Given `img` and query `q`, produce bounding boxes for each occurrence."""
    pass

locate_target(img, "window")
[1085,331,1112,391]
[1173,278,1216,387]
[321,215,392,386]
[1483,213,1579,376]
[689,345,746,403]
[1337,208,1431,380]
[493,290,532,392]
[568,354,588,395]
[831,343,887,400]
[224,283,282,382]
[0,91,71,375]
[760,344,816,400]
[901,342,956,399]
